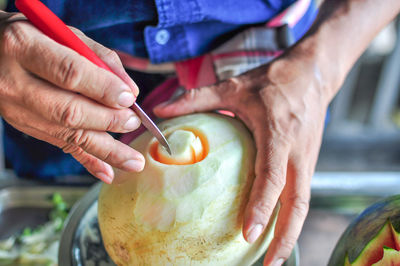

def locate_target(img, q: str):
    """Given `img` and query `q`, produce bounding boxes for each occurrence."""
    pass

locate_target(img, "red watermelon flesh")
[348,220,400,265]
[372,247,400,266]
[329,195,400,266]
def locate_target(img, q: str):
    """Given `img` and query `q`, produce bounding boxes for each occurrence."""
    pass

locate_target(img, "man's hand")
[154,52,328,265]
[155,0,400,264]
[0,12,145,183]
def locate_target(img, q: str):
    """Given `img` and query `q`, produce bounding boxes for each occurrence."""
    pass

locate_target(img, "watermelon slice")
[372,247,400,266]
[329,194,400,266]
[347,220,399,265]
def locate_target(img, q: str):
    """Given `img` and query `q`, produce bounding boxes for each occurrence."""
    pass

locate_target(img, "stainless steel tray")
[59,183,299,266]
[0,184,88,240]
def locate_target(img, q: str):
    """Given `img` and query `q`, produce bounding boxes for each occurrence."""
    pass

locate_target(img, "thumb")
[153,85,223,118]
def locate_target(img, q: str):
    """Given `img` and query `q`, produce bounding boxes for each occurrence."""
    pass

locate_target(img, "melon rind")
[98,113,278,266]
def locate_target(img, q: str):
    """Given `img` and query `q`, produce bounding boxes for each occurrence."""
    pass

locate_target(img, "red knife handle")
[15,0,112,72]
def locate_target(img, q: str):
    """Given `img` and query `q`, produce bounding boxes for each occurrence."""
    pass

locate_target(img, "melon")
[98,113,278,266]
[329,194,400,266]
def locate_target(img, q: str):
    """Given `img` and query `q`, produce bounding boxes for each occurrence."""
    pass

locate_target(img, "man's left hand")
[154,53,329,265]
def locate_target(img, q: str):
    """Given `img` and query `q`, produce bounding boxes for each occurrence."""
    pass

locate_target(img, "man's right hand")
[0,12,145,183]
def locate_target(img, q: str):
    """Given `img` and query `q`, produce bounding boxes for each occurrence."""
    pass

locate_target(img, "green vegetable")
[49,193,68,231]
[0,192,71,265]
[22,228,32,237]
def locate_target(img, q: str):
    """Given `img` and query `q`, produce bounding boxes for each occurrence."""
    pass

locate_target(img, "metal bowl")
[59,183,299,266]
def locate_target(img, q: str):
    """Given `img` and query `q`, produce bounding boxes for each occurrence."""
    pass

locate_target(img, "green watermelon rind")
[328,194,400,266]
[346,220,397,265]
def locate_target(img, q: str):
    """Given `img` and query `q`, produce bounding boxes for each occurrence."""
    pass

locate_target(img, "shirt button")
[155,29,170,45]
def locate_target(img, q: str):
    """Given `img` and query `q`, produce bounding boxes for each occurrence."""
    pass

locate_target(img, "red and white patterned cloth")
[119,0,312,144]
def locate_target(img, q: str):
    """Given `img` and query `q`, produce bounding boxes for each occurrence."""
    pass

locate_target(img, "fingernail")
[122,159,144,172]
[124,116,141,131]
[122,73,139,96]
[118,91,134,107]
[96,172,113,184]
[155,99,174,109]
[246,224,263,243]
[130,80,140,97]
[156,102,168,108]
[272,258,285,266]
[104,163,114,177]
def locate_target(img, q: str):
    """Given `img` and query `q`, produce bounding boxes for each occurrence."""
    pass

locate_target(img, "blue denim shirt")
[5,0,318,179]
[7,0,316,63]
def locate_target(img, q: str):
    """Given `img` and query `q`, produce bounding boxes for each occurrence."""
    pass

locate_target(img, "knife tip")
[158,137,172,156]
[164,143,172,156]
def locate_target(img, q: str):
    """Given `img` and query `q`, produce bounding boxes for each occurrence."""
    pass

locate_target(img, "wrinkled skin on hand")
[154,0,400,261]
[0,12,145,183]
[154,52,329,265]
[149,0,400,264]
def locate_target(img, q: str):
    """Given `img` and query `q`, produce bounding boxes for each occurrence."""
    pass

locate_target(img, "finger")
[15,75,141,133]
[153,84,224,118]
[263,161,311,266]
[242,129,291,244]
[5,113,115,183]
[53,128,145,173]
[11,22,135,108]
[2,101,145,173]
[63,144,116,184]
[70,27,139,96]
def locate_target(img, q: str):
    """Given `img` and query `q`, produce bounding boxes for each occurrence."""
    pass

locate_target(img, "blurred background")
[299,15,400,265]
[0,2,398,264]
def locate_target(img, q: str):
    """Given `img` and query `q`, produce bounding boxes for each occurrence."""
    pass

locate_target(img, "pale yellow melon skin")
[98,113,277,266]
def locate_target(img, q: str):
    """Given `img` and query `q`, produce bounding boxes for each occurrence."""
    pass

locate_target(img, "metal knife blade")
[131,103,171,155]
